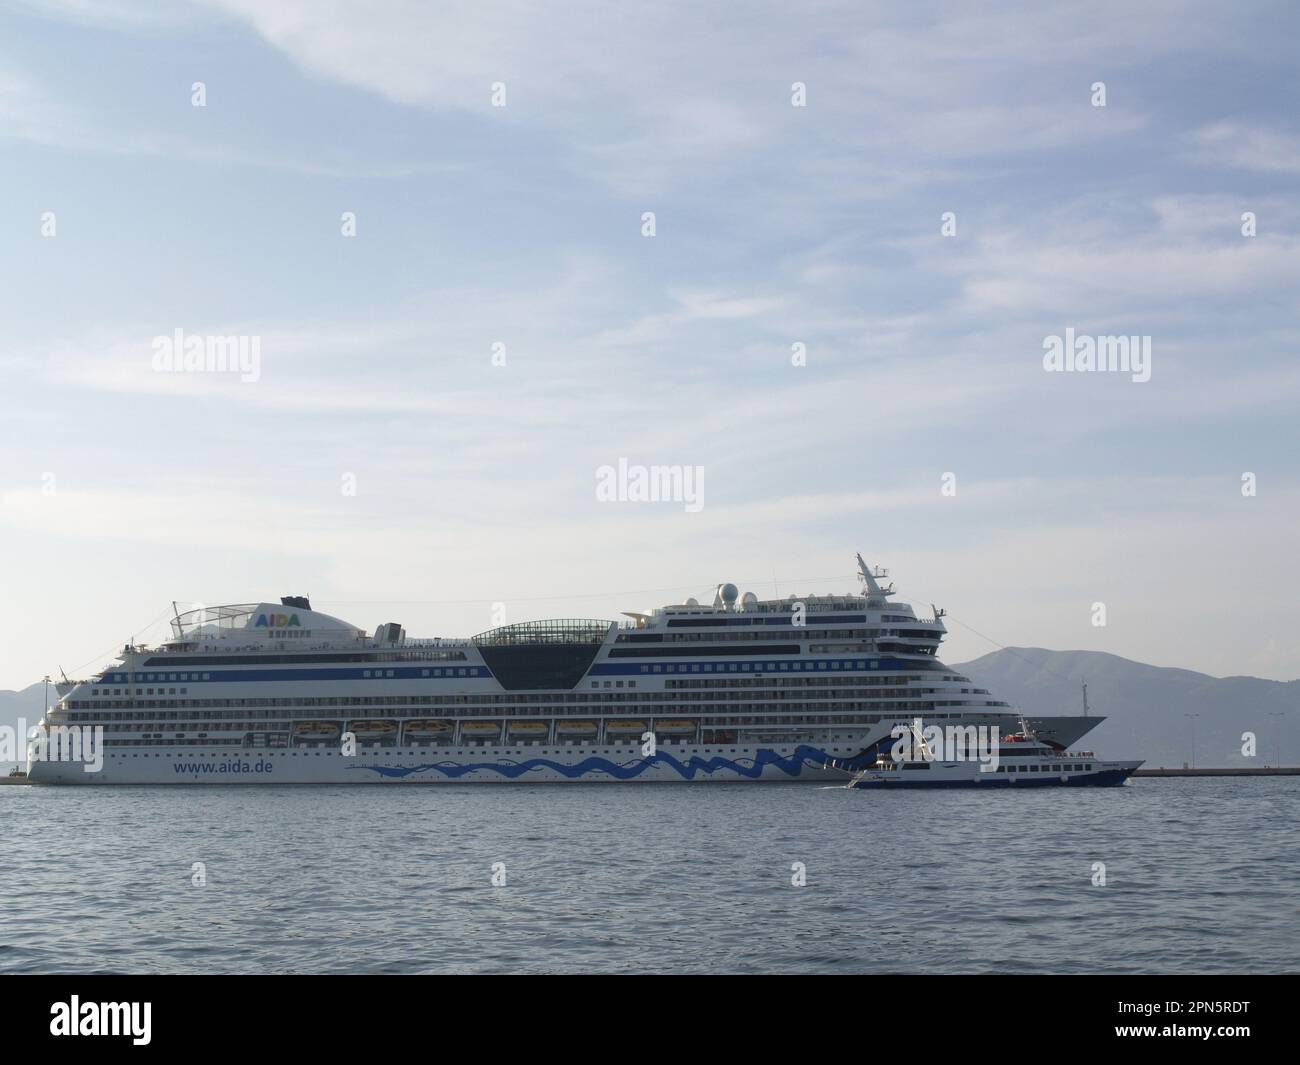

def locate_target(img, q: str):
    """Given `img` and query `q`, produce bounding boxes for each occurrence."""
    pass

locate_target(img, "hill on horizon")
[954,647,1300,768]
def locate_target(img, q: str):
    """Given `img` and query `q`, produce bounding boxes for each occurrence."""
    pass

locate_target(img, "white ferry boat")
[26,554,1104,785]
[844,719,1142,789]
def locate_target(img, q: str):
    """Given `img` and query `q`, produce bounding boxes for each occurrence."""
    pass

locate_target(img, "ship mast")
[855,552,895,607]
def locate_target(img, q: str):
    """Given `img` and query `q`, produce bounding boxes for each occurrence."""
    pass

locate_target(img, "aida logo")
[255,613,301,628]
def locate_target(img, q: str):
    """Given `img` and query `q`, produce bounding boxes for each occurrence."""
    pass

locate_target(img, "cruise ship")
[27,555,1101,784]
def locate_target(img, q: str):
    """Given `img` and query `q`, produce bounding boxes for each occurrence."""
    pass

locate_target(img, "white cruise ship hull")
[27,741,855,785]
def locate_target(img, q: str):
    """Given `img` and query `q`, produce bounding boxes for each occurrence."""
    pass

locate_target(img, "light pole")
[1269,711,1285,768]
[1185,712,1199,769]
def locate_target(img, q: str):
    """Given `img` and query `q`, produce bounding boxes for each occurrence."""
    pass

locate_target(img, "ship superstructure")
[28,555,1101,784]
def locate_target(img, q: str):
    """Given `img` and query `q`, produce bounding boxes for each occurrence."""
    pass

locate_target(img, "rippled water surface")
[1,778,1296,973]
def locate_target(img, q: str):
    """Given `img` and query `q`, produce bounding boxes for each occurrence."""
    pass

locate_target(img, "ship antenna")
[855,552,893,605]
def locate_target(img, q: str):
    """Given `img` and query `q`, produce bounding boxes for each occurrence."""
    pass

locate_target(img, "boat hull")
[25,742,859,785]
[849,762,1142,789]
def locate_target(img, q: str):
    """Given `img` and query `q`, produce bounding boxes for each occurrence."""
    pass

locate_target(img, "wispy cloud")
[1187,122,1300,174]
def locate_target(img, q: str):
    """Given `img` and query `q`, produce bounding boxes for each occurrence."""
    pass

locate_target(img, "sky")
[0,0,1297,690]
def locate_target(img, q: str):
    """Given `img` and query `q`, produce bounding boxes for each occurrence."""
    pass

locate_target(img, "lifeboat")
[605,719,647,736]
[404,720,453,741]
[294,721,340,742]
[507,721,550,736]
[653,719,697,736]
[555,720,598,737]
[348,720,397,741]
[460,722,502,739]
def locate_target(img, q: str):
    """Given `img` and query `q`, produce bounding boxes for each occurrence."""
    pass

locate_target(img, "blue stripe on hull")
[98,655,936,685]
[351,745,836,781]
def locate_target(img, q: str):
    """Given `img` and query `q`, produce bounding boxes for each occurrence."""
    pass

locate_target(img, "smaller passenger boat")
[845,719,1142,789]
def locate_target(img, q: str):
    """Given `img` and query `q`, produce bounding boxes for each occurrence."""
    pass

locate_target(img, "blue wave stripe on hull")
[351,745,834,780]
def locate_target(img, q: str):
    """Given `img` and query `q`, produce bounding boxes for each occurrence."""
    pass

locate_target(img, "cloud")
[1187,122,1300,174]
[9,0,205,30]
[923,205,1300,316]
[188,0,1193,195]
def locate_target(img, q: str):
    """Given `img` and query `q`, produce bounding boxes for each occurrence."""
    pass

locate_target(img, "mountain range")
[954,648,1299,768]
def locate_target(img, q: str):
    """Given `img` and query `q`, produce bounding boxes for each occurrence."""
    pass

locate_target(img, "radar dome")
[720,583,739,606]
[684,597,699,607]
[741,591,759,609]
